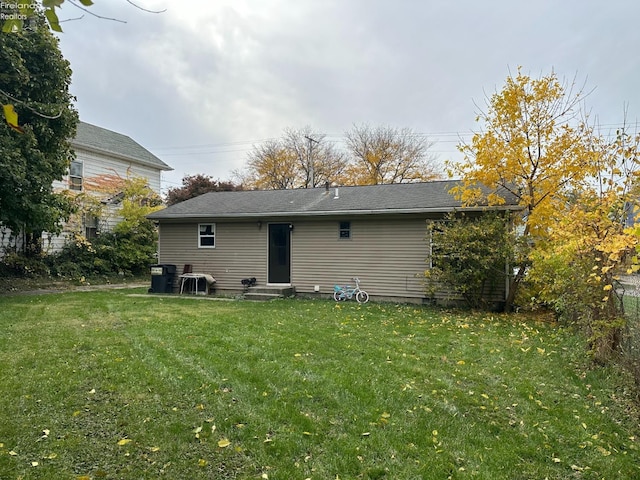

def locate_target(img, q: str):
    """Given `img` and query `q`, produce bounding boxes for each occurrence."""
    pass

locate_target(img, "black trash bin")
[149,264,177,293]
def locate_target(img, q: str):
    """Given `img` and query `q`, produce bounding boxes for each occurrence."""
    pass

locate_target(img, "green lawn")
[0,290,638,479]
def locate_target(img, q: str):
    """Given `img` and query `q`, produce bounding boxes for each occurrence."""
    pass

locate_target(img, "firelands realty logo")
[1,2,38,32]
[1,2,36,21]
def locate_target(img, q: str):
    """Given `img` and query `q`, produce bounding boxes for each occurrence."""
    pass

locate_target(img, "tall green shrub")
[425,212,514,310]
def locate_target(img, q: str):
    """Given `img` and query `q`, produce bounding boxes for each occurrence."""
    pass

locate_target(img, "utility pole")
[304,135,319,188]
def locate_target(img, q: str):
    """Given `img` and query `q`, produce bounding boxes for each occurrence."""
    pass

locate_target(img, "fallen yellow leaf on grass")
[218,438,231,448]
[117,439,132,446]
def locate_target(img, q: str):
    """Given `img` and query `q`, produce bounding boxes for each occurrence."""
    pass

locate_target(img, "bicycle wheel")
[356,290,369,304]
[334,290,346,301]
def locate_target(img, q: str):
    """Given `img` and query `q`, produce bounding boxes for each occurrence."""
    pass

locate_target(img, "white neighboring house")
[43,121,172,252]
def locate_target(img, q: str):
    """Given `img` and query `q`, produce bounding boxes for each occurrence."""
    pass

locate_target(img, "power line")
[151,137,279,151]
[150,131,474,156]
[150,122,635,158]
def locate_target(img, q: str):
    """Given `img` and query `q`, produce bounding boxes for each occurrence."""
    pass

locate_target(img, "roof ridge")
[73,121,172,171]
[149,180,521,220]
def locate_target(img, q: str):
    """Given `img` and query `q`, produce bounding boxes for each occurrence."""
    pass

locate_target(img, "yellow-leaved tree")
[528,127,640,363]
[448,68,598,309]
[450,68,640,363]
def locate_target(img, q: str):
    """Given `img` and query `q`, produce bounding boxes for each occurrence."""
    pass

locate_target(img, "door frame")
[267,222,292,285]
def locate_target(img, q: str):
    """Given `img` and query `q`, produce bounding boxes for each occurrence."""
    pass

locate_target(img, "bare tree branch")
[125,0,167,14]
[66,0,127,24]
[0,88,63,119]
[59,14,85,24]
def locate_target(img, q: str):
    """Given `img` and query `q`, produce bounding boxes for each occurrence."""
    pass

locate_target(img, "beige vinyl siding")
[158,222,267,291]
[290,216,429,299]
[156,215,508,303]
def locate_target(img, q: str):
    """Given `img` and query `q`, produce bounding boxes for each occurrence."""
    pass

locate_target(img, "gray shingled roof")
[72,121,172,171]
[148,181,520,220]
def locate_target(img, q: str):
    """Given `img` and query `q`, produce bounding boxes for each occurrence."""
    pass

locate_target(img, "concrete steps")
[244,286,296,301]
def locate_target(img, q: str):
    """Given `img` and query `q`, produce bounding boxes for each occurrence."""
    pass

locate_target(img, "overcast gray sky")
[54,0,640,193]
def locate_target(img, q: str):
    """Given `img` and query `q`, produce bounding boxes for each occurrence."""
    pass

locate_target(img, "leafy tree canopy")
[449,68,640,362]
[166,175,242,206]
[1,1,164,129]
[0,7,78,250]
[447,68,598,309]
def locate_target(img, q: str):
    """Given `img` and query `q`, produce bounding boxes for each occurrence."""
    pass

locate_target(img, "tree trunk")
[505,263,527,312]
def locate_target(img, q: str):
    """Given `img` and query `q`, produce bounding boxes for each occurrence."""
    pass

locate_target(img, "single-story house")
[147,181,520,303]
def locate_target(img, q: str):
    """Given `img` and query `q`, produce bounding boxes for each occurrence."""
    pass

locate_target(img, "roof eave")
[149,204,523,221]
[71,141,173,172]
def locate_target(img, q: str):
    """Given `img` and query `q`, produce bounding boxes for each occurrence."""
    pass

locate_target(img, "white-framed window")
[69,160,83,191]
[339,221,351,239]
[198,223,216,248]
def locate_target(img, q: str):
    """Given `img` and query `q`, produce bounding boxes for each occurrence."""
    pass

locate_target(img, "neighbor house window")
[198,223,216,248]
[84,215,98,239]
[69,160,83,191]
[339,221,351,239]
